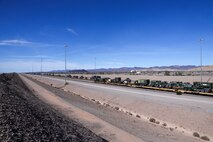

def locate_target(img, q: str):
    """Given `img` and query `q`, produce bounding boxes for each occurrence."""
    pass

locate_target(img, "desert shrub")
[149,118,156,123]
[193,132,200,138]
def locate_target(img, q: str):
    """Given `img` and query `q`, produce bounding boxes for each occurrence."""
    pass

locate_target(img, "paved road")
[30,75,213,140]
[43,76,213,112]
[25,75,208,142]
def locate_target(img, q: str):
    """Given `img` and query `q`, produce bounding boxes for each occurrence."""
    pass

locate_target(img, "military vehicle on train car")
[148,80,161,87]
[158,81,168,88]
[111,77,122,84]
[90,76,101,82]
[79,76,84,79]
[193,82,213,93]
[100,77,111,83]
[134,79,150,86]
[182,82,194,91]
[166,81,183,89]
[121,78,131,84]
[73,76,79,79]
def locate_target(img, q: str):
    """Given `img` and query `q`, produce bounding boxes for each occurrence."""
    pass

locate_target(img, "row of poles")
[38,44,96,85]
[38,45,68,85]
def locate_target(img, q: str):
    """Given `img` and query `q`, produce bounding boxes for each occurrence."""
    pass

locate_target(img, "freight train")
[45,74,213,94]
[89,76,213,93]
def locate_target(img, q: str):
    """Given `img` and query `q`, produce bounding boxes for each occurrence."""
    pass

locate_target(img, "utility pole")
[32,63,34,74]
[95,57,96,70]
[64,44,68,85]
[199,38,204,82]
[41,57,43,77]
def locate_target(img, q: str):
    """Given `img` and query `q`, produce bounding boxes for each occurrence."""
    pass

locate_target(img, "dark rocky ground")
[0,73,107,142]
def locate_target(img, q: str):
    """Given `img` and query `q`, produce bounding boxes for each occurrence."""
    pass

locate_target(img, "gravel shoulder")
[0,73,107,142]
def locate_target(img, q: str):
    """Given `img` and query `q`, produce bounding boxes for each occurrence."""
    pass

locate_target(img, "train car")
[73,76,79,79]
[193,82,213,93]
[148,80,161,87]
[111,77,122,84]
[134,79,150,86]
[121,78,131,85]
[182,82,194,91]
[100,77,111,83]
[90,76,101,82]
[79,76,84,79]
[158,81,168,88]
[166,81,183,89]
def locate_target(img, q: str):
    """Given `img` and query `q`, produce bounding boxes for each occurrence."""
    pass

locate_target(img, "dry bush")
[162,123,167,126]
[193,132,200,138]
[114,106,119,110]
[200,136,210,141]
[149,118,156,123]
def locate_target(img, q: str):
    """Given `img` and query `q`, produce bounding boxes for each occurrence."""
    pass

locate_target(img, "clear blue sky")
[0,0,213,72]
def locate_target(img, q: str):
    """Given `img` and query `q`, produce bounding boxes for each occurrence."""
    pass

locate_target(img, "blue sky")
[0,0,213,72]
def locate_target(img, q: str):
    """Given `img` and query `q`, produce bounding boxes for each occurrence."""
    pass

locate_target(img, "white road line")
[44,76,213,105]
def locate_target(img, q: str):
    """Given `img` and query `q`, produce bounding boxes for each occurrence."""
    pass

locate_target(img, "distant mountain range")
[49,65,211,73]
[50,69,88,73]
[87,65,198,72]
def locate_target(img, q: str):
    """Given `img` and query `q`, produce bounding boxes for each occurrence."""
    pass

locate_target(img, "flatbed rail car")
[90,75,101,82]
[43,74,213,96]
[134,79,150,86]
[193,82,213,93]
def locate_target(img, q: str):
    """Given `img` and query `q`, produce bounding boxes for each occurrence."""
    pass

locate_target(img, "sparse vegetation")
[96,101,101,104]
[164,71,170,76]
[193,132,200,138]
[200,136,210,141]
[114,106,119,110]
[105,104,110,107]
[149,118,156,123]
[176,90,182,95]
[162,123,167,127]
[91,98,95,101]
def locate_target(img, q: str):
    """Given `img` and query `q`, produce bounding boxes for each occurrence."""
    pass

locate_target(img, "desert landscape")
[1,73,212,141]
[1,0,213,141]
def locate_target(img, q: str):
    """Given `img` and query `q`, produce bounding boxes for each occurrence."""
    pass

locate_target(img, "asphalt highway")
[43,76,213,112]
[28,75,213,141]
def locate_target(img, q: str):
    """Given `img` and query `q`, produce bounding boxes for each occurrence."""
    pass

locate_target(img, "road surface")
[26,75,213,141]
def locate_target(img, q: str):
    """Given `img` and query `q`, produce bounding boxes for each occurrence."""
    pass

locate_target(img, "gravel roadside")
[0,73,107,142]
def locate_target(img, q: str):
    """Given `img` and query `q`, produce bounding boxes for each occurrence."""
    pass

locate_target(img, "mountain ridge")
[49,65,213,73]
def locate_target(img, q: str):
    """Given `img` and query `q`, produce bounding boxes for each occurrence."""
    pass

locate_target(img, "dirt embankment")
[0,73,107,142]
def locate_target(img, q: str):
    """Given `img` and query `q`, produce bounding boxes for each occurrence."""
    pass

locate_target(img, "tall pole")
[41,57,43,76]
[32,63,34,73]
[64,44,68,85]
[200,38,204,82]
[95,57,96,70]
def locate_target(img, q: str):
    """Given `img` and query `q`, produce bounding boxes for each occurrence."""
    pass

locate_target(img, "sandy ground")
[24,74,213,142]
[73,73,213,83]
